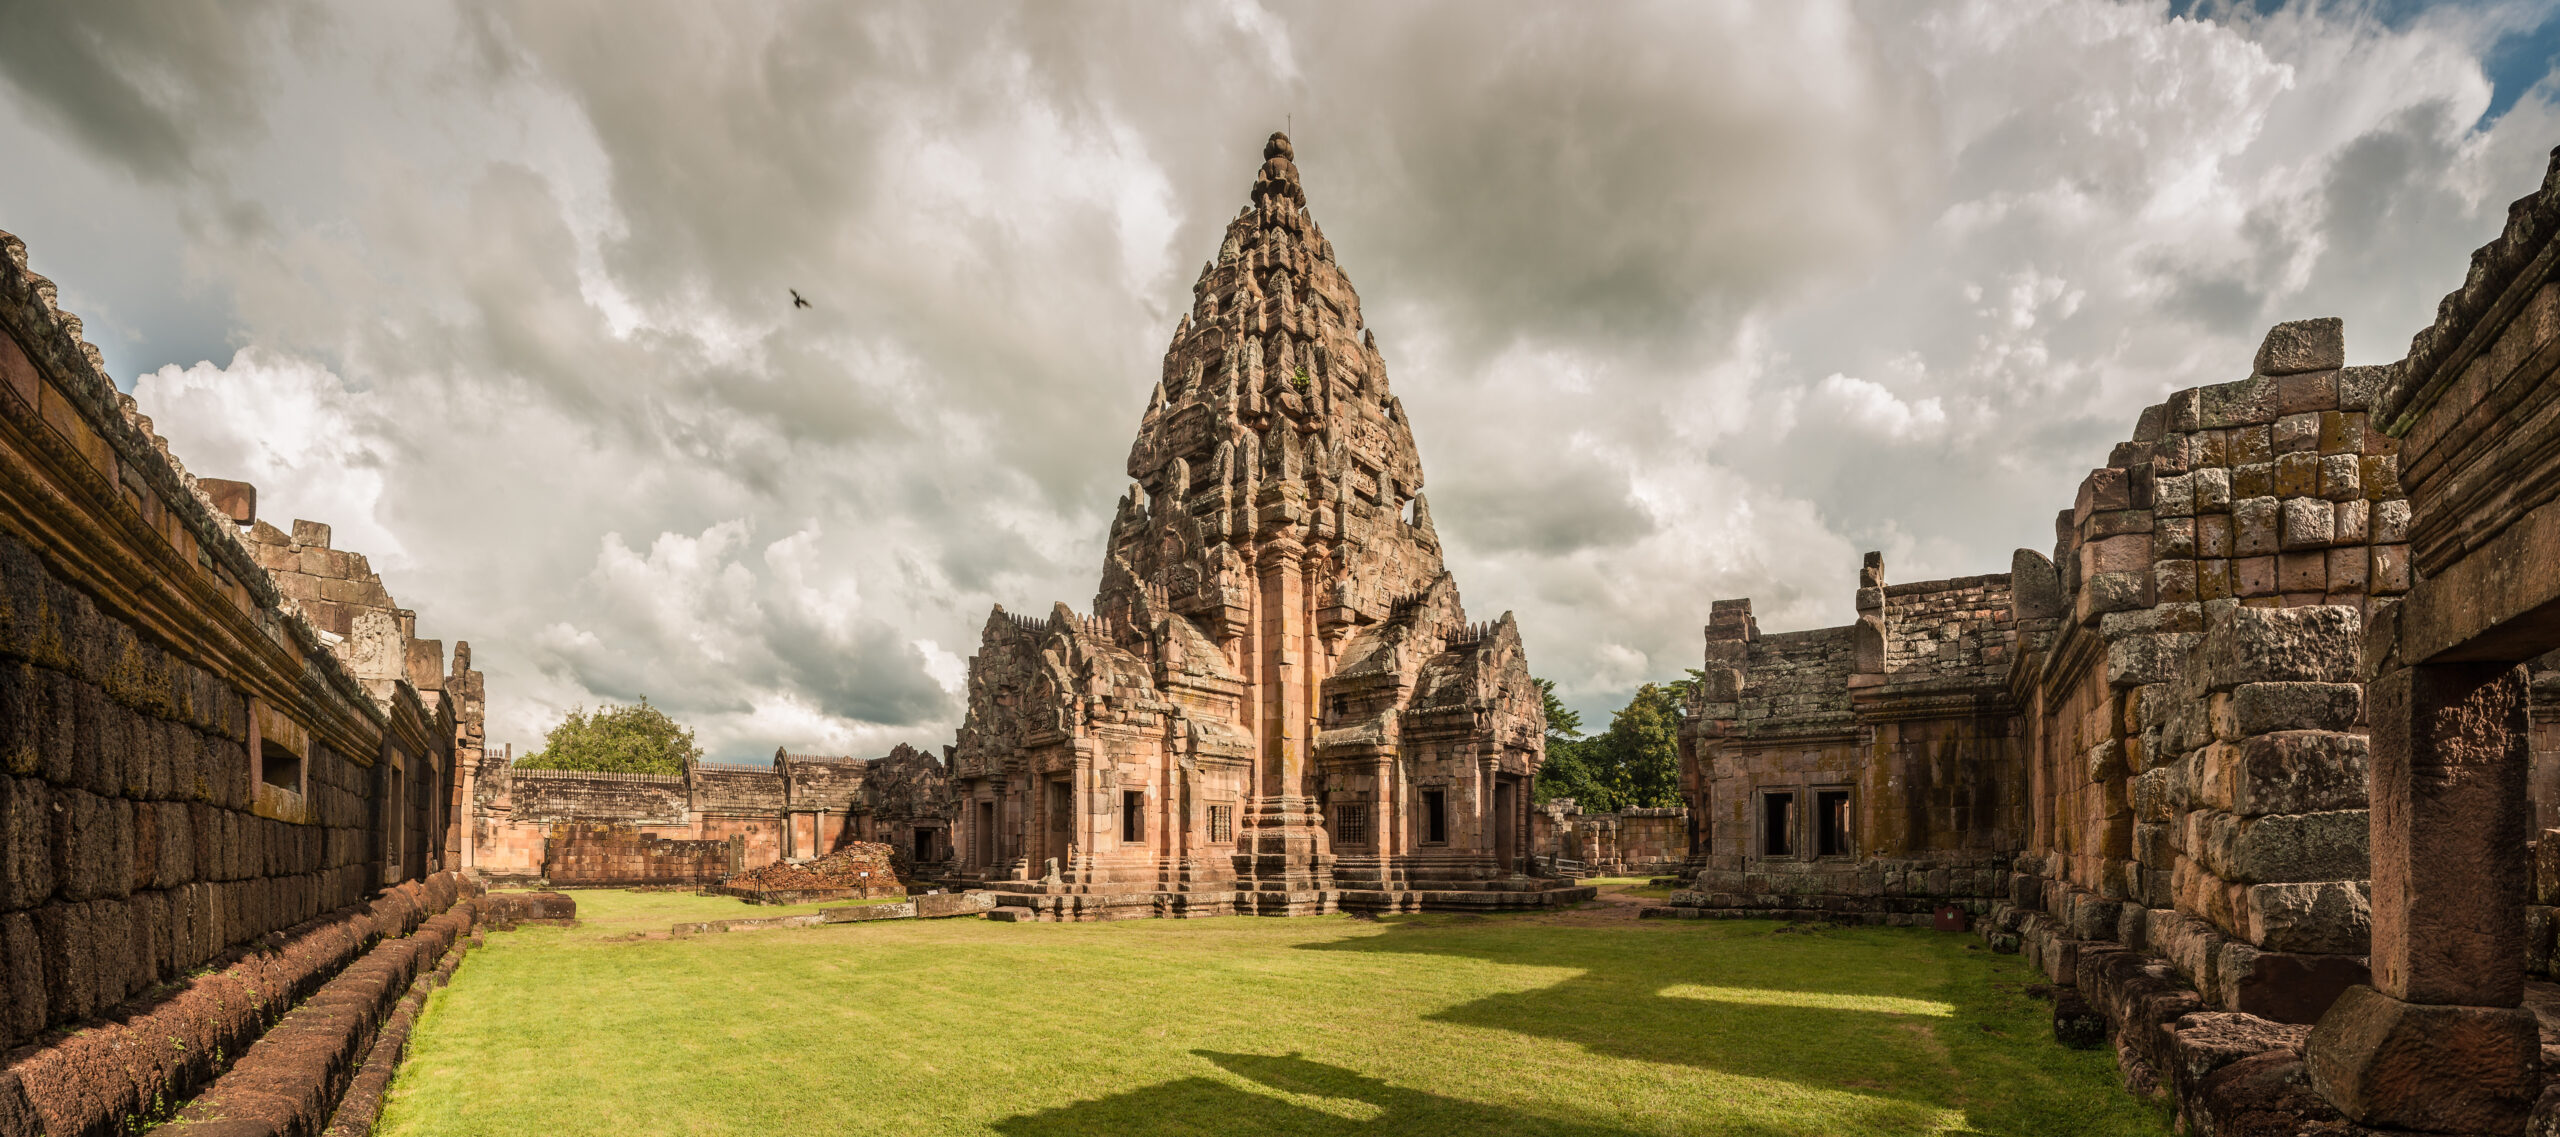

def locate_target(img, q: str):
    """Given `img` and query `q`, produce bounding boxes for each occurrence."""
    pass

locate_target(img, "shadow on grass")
[991,1049,1805,1137]
[1291,917,2128,1137]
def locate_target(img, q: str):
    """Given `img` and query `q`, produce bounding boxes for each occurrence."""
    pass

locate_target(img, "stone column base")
[2305,984,2540,1134]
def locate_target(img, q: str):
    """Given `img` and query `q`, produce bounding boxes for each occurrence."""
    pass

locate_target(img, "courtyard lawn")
[380,891,2168,1137]
[1583,876,1678,900]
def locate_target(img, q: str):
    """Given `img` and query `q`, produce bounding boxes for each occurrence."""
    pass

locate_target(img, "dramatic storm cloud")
[2,0,2555,752]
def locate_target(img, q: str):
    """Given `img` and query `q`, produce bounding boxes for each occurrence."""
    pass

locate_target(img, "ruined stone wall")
[1881,573,2016,682]
[0,228,469,1135]
[542,823,739,888]
[1676,565,2025,924]
[2001,320,2400,1028]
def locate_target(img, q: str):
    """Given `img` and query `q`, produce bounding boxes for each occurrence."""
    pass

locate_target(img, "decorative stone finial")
[1266,132,1292,160]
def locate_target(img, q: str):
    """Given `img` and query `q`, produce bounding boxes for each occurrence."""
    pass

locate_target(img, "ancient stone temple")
[944,133,1579,920]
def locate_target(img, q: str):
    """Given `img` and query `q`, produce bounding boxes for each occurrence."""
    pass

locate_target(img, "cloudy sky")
[3,0,2556,757]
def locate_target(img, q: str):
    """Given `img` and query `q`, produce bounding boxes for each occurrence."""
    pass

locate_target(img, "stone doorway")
[1046,778,1073,869]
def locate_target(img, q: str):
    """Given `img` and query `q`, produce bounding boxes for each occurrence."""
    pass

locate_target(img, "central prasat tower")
[943,133,1576,920]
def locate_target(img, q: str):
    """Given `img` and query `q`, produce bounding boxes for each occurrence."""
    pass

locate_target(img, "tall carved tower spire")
[951,131,1551,919]
[1101,131,1449,910]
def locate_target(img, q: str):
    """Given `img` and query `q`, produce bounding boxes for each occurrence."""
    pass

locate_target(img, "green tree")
[1593,683,1684,809]
[1535,677,1581,741]
[1532,678,1614,809]
[515,697,703,776]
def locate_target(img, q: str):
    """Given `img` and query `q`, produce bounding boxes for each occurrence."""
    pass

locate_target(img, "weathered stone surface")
[2205,605,2362,689]
[2242,881,2370,955]
[2220,684,2361,737]
[2306,984,2540,1133]
[2254,317,2346,377]
[2367,662,2528,1006]
[2192,1049,2345,1135]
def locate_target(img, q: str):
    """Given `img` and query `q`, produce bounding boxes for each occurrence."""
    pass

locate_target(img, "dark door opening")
[915,827,935,862]
[1763,792,1796,858]
[1495,779,1518,870]
[1422,790,1447,844]
[1122,790,1145,843]
[1047,780,1072,865]
[975,801,996,866]
[1816,790,1853,857]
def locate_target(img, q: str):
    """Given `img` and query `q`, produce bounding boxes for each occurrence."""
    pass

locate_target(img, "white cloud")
[5,0,2554,740]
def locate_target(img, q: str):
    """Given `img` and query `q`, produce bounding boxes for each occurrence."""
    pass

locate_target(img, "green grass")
[507,888,905,943]
[382,892,2168,1136]
[1585,876,1678,899]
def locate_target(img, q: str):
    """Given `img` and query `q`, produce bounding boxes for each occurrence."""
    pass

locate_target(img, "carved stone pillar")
[2307,661,2539,1133]
[1233,527,1335,914]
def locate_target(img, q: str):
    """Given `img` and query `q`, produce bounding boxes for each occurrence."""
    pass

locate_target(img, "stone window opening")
[260,739,303,794]
[1421,789,1447,844]
[1815,789,1853,857]
[1761,791,1795,858]
[1208,803,1234,843]
[1122,790,1145,843]
[1336,802,1368,845]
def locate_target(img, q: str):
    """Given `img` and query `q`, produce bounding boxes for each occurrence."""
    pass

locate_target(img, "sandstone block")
[2317,410,2363,455]
[2234,556,2277,598]
[2372,544,2410,594]
[2321,547,2365,596]
[2274,411,2320,454]
[2154,516,2196,557]
[2212,732,2368,817]
[2317,454,2361,502]
[2277,551,2326,594]
[2079,571,2148,623]
[2224,810,2367,884]
[2193,467,2233,513]
[2359,454,2401,500]
[0,911,38,1045]
[2245,881,2371,954]
[0,778,49,910]
[2202,376,2279,427]
[2274,452,2320,498]
[2222,684,2361,736]
[2155,910,2231,1004]
[2306,985,2540,1133]
[2233,497,2279,556]
[33,900,95,1024]
[2278,498,2333,550]
[2156,474,2195,518]
[2233,426,2275,466]
[2198,558,2233,601]
[2220,942,2367,1023]
[2373,499,2410,543]
[2204,605,2360,689]
[2255,318,2345,376]
[2233,460,2273,499]
[50,788,132,903]
[2172,1011,2311,1095]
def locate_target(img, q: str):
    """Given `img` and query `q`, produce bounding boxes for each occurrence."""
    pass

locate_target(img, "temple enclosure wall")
[1659,148,2560,1133]
[463,745,956,887]
[0,228,508,1136]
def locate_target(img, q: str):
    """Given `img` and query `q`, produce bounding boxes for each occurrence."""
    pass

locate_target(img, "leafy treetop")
[515,697,704,776]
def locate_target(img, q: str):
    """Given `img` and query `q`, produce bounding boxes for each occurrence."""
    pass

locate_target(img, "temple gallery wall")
[9,126,2560,1134]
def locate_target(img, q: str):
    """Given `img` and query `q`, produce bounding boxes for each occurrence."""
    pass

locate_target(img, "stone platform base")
[1652,889,1993,927]
[982,881,1597,922]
